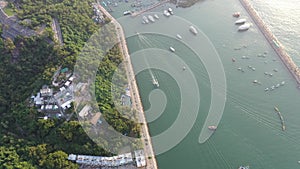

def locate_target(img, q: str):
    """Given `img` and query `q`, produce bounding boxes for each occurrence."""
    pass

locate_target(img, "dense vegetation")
[0,0,140,168]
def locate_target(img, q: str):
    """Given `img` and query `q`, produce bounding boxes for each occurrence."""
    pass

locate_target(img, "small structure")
[40,86,53,97]
[90,112,101,126]
[78,105,91,118]
[134,150,146,167]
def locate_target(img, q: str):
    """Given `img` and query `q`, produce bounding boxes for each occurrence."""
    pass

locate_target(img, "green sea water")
[104,0,300,168]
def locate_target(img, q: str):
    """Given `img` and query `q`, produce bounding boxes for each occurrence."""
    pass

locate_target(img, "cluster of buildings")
[68,150,146,168]
[31,68,75,119]
[92,3,105,24]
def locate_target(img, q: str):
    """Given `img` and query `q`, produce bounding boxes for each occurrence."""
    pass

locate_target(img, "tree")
[40,151,78,169]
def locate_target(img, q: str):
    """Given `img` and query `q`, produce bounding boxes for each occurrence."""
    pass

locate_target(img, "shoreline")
[97,4,158,169]
[239,0,300,85]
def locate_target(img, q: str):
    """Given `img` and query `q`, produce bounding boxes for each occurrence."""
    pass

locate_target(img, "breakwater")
[239,0,300,85]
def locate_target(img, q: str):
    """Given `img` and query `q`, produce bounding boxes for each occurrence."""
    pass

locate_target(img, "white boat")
[265,88,269,91]
[208,125,217,131]
[235,18,246,24]
[168,8,173,15]
[189,26,198,35]
[276,83,280,88]
[123,10,131,15]
[163,10,170,17]
[176,34,182,40]
[148,15,155,22]
[154,14,159,19]
[271,85,275,90]
[152,78,159,88]
[169,47,175,52]
[238,23,251,31]
[281,81,285,85]
[142,16,149,24]
[238,166,249,169]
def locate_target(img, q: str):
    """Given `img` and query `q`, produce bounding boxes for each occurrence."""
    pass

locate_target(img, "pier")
[131,0,170,17]
[96,3,158,169]
[239,0,300,85]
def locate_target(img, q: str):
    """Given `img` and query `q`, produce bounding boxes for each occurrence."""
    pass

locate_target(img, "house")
[40,86,53,97]
[90,112,101,125]
[78,105,91,118]
[134,150,146,167]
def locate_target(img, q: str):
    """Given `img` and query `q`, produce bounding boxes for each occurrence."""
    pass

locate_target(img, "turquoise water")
[104,0,300,168]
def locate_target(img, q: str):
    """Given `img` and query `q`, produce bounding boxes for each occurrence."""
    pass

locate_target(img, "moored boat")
[235,18,246,24]
[142,16,149,24]
[123,10,132,15]
[233,12,241,17]
[163,10,170,17]
[208,125,217,130]
[154,14,159,19]
[169,47,175,52]
[148,15,155,22]
[274,106,279,112]
[238,23,251,31]
[168,8,173,15]
[238,166,249,169]
[189,26,198,35]
[176,34,182,40]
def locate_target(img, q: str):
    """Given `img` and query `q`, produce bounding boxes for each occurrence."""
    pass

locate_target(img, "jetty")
[239,0,300,85]
[274,106,286,131]
[131,0,170,17]
[97,3,158,169]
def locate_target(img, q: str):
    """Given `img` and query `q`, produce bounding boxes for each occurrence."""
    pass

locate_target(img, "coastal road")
[97,4,158,169]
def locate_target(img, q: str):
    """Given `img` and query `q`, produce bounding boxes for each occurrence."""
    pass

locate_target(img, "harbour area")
[100,0,300,168]
[96,3,158,169]
[239,0,300,85]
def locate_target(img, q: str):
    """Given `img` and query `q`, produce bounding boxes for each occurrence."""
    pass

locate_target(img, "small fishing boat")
[176,34,182,40]
[154,14,159,19]
[208,125,217,131]
[148,15,155,22]
[271,86,275,90]
[238,166,249,169]
[189,25,198,35]
[238,23,251,31]
[235,18,246,24]
[265,88,269,91]
[163,10,170,17]
[233,12,240,18]
[169,47,175,52]
[274,106,279,112]
[168,8,173,15]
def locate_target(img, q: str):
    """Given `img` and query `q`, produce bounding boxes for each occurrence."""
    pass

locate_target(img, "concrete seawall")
[97,4,158,169]
[239,0,300,85]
